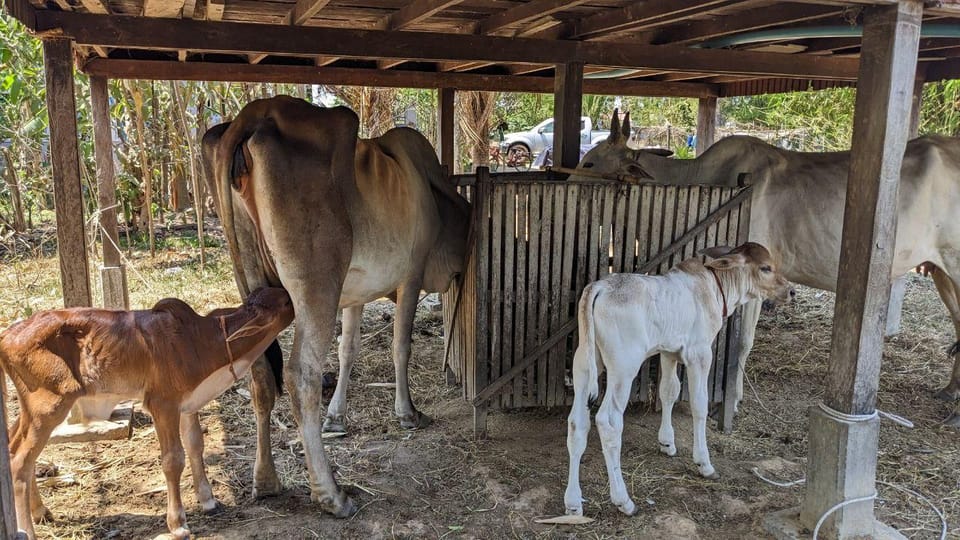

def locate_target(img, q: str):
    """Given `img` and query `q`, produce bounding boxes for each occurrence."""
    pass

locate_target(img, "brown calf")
[0,287,294,539]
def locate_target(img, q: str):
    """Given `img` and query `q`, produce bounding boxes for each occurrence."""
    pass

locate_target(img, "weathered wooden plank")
[598,186,615,278]
[501,183,516,408]
[558,184,578,406]
[611,186,628,273]
[284,0,332,25]
[586,185,602,284]
[44,38,92,309]
[657,186,677,274]
[670,187,689,267]
[537,186,553,405]
[91,76,121,270]
[513,185,528,404]
[623,185,640,272]
[474,168,491,398]
[489,184,504,407]
[524,184,541,403]
[547,185,566,406]
[377,0,463,31]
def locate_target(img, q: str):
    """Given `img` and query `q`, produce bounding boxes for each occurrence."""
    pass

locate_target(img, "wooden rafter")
[650,4,844,45]
[205,0,224,20]
[143,0,186,18]
[567,0,741,40]
[283,0,330,25]
[79,0,110,14]
[376,0,463,31]
[29,11,861,80]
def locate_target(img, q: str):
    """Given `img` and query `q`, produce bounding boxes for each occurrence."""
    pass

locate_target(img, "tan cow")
[201,96,470,516]
[573,111,960,424]
[0,288,294,539]
[564,243,793,517]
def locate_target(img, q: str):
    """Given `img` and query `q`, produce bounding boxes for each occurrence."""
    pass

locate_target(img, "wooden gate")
[442,168,753,436]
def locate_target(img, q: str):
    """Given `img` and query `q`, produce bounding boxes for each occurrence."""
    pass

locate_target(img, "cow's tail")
[573,282,604,403]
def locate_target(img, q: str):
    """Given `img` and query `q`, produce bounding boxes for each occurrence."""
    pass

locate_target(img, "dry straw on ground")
[2,236,957,539]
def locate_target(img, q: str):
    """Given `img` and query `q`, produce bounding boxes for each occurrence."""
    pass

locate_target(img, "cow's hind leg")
[563,344,594,516]
[324,304,362,433]
[287,293,356,517]
[249,355,281,498]
[149,402,190,539]
[595,368,636,516]
[683,346,719,479]
[393,279,430,429]
[930,269,960,401]
[657,352,681,457]
[734,299,762,413]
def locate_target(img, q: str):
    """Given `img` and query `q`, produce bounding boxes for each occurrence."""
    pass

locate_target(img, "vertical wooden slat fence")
[443,169,752,436]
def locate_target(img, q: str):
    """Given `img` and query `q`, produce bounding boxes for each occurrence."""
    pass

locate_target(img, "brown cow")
[202,96,470,515]
[0,288,294,539]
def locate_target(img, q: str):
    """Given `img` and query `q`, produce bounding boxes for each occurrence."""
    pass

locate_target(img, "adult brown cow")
[201,96,470,516]
[572,111,960,425]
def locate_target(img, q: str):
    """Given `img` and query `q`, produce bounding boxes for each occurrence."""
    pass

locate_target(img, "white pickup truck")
[498,116,610,160]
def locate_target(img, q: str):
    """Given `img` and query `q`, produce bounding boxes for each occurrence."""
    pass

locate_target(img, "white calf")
[564,242,793,517]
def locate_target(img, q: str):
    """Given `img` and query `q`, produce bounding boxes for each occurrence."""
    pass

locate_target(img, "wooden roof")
[6,0,960,96]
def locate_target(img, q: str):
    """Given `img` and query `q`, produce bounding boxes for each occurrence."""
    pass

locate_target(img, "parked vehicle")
[499,117,610,163]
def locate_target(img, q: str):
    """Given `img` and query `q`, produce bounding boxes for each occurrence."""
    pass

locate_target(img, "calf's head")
[702,242,795,306]
[222,287,295,351]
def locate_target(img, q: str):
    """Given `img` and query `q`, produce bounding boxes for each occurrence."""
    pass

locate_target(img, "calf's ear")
[705,256,740,271]
[700,246,734,259]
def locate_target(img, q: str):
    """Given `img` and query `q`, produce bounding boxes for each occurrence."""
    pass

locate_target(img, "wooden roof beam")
[79,0,110,14]
[80,58,721,97]
[567,0,740,40]
[283,0,331,26]
[477,0,591,36]
[650,4,845,46]
[376,0,463,31]
[33,11,861,80]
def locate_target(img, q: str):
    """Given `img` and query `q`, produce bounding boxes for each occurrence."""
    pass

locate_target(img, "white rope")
[812,493,878,540]
[750,467,805,488]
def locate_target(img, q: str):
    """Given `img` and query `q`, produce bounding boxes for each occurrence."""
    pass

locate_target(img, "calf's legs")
[149,402,190,539]
[683,348,718,479]
[595,371,636,516]
[324,304,362,433]
[733,299,762,412]
[657,352,681,457]
[563,344,595,516]
[180,413,220,513]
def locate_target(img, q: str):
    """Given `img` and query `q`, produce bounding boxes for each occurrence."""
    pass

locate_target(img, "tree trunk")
[0,147,27,232]
[457,91,496,172]
[171,81,205,267]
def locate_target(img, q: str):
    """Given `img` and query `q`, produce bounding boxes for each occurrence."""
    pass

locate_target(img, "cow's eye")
[760,265,772,273]
[582,163,594,168]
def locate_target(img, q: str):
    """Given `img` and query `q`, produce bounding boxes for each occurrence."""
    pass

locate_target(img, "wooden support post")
[0,395,19,539]
[553,62,583,170]
[767,4,922,539]
[696,96,717,156]
[43,38,91,308]
[438,87,455,173]
[885,73,924,338]
[91,76,129,310]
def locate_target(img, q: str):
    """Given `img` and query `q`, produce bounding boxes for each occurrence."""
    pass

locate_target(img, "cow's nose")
[789,288,796,299]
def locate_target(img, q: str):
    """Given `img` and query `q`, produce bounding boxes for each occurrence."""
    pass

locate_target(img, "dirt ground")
[5,242,959,539]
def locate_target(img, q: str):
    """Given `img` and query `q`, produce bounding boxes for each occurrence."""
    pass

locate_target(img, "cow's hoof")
[698,465,719,480]
[658,443,677,457]
[155,527,191,540]
[934,387,959,401]
[252,476,281,499]
[943,412,960,427]
[323,415,348,433]
[565,506,583,517]
[33,506,53,523]
[616,499,637,516]
[398,411,432,430]
[201,499,224,515]
[314,491,357,518]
